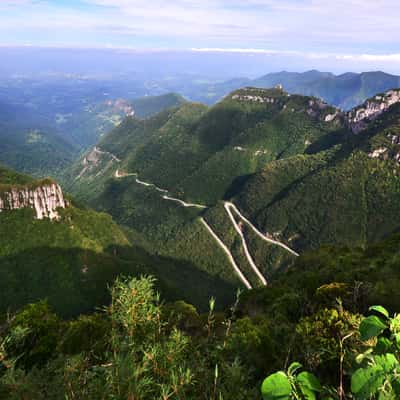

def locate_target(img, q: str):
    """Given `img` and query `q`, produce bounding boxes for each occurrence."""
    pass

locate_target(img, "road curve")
[115,168,298,286]
[200,218,252,289]
[225,202,299,257]
[162,195,207,209]
[224,202,268,286]
[115,169,169,193]
[115,169,206,208]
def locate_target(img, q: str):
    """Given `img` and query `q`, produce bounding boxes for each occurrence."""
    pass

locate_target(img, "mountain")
[130,93,187,118]
[191,71,400,110]
[0,165,235,317]
[206,89,400,278]
[63,87,400,294]
[64,87,346,289]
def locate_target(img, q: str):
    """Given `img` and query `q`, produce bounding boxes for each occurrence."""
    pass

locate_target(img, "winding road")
[224,202,268,286]
[115,169,206,208]
[225,202,300,257]
[162,195,207,209]
[114,166,299,288]
[200,218,252,289]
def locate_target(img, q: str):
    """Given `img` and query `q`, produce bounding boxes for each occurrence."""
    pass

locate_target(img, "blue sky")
[1,0,400,72]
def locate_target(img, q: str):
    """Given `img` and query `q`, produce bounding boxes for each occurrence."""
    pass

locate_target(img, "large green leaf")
[297,371,322,400]
[287,362,303,376]
[297,371,322,392]
[375,354,398,373]
[351,365,385,399]
[261,372,292,400]
[360,315,387,341]
[376,337,392,354]
[369,306,389,319]
[352,355,398,399]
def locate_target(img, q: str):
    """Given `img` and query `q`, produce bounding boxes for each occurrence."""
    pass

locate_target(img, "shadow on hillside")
[223,173,254,200]
[0,244,237,319]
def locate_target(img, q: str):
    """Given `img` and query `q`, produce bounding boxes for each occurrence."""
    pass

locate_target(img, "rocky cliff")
[0,182,67,220]
[347,89,400,133]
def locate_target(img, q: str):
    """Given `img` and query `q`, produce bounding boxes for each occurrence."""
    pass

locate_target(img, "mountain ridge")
[63,86,400,292]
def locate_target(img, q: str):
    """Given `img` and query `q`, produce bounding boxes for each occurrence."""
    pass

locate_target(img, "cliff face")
[347,89,400,133]
[0,183,67,220]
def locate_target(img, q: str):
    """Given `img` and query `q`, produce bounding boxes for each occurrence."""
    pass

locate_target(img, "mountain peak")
[229,86,289,103]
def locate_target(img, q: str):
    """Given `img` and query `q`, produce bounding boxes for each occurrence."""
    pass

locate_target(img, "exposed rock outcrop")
[77,146,121,179]
[368,133,400,165]
[347,89,400,133]
[368,147,388,159]
[0,183,67,220]
[231,93,276,104]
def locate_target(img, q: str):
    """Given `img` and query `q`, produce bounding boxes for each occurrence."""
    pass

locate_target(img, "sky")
[1,0,400,73]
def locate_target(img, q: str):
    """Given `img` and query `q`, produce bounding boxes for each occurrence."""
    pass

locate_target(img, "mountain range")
[190,70,400,110]
[63,85,400,293]
[3,75,400,399]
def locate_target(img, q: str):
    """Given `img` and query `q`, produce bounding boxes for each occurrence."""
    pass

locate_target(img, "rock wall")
[0,183,67,220]
[348,89,400,133]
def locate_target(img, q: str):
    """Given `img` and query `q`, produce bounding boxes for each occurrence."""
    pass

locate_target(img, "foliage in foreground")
[0,276,256,399]
[262,306,400,399]
[2,229,400,399]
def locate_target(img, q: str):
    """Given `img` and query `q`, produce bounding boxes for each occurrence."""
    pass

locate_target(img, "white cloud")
[192,47,400,63]
[0,0,399,61]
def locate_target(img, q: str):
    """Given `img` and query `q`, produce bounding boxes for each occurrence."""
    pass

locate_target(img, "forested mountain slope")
[0,166,235,317]
[64,87,351,289]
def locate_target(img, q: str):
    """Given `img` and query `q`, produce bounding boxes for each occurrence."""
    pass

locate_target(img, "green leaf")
[376,337,392,354]
[298,386,316,400]
[261,372,292,400]
[287,362,302,376]
[297,371,322,392]
[375,354,398,373]
[394,333,400,348]
[369,306,389,319]
[360,315,387,341]
[351,365,385,399]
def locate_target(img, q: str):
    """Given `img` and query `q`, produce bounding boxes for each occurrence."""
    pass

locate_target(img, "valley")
[55,85,400,299]
[3,81,400,305]
[2,1,400,396]
[3,78,400,399]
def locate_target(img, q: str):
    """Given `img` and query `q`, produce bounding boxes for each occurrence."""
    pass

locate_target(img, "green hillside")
[64,87,346,289]
[69,87,340,202]
[131,92,187,118]
[0,93,187,181]
[0,166,236,317]
[232,101,400,253]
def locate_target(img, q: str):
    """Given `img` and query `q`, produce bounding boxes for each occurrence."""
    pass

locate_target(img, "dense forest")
[1,232,400,399]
